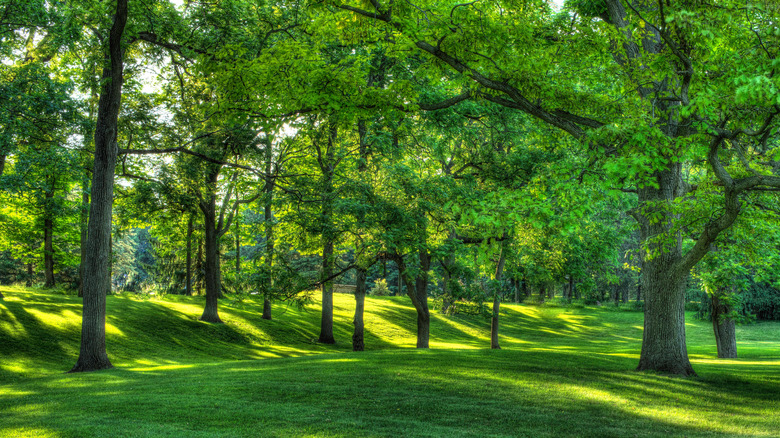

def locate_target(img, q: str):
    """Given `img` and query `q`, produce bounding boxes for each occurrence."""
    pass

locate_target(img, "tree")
[335,0,780,375]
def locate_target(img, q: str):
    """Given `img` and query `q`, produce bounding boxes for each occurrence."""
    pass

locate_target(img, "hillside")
[1,286,779,437]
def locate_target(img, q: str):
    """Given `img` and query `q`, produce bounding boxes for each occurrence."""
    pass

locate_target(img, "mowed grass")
[1,286,779,437]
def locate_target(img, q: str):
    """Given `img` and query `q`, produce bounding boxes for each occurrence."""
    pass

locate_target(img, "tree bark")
[43,188,55,288]
[635,167,696,376]
[395,250,431,348]
[491,237,507,350]
[352,267,367,351]
[26,263,33,287]
[235,209,240,275]
[711,293,737,358]
[200,193,222,323]
[71,0,127,373]
[185,215,193,296]
[78,176,89,297]
[261,144,274,320]
[317,123,337,344]
[196,237,203,295]
[0,154,5,177]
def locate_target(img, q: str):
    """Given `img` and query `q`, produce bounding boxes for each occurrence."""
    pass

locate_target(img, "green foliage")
[369,278,390,296]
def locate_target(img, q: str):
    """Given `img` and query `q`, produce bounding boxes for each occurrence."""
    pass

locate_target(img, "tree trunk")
[78,176,89,297]
[70,0,127,373]
[235,209,240,275]
[43,214,55,288]
[352,267,367,351]
[568,276,575,303]
[318,237,335,343]
[196,237,203,295]
[26,263,33,287]
[635,167,695,376]
[396,250,431,348]
[261,159,274,320]
[491,237,507,350]
[317,123,337,344]
[0,154,5,177]
[396,263,403,296]
[200,197,222,323]
[711,293,737,358]
[185,215,193,296]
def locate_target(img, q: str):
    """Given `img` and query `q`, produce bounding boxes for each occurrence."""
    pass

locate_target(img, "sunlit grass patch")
[1,286,779,437]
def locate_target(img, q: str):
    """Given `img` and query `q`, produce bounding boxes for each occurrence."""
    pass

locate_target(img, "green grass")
[1,286,779,437]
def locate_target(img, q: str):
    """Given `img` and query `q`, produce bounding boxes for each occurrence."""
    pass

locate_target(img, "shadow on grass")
[2,349,778,438]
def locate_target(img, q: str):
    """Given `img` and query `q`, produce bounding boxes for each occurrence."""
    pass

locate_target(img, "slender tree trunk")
[196,237,203,295]
[319,238,335,343]
[71,0,127,373]
[235,209,240,275]
[43,195,55,288]
[396,263,403,296]
[185,215,193,296]
[26,263,33,287]
[711,292,737,358]
[635,167,695,376]
[318,123,337,344]
[352,267,367,351]
[200,197,222,323]
[0,154,5,177]
[262,148,274,320]
[491,237,507,350]
[78,177,89,297]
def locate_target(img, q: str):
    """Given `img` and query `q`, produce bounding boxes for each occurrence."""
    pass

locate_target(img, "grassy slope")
[1,286,779,437]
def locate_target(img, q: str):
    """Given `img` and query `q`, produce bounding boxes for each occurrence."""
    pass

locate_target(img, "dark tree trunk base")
[262,298,272,320]
[68,359,113,373]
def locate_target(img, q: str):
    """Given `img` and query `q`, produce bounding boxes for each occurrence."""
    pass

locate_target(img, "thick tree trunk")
[185,216,193,296]
[262,298,272,320]
[711,293,737,358]
[352,267,367,351]
[70,0,127,373]
[635,167,696,376]
[78,177,89,297]
[200,200,222,323]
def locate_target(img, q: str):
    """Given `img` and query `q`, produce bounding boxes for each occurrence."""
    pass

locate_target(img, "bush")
[370,278,391,296]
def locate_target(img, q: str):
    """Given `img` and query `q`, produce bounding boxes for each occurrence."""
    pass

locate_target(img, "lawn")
[1,286,779,437]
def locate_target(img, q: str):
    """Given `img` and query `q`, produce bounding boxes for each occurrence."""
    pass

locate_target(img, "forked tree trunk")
[711,293,737,358]
[352,267,367,351]
[396,250,431,348]
[185,216,193,296]
[70,0,127,373]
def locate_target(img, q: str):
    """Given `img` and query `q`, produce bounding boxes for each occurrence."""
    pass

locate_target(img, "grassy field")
[1,285,779,437]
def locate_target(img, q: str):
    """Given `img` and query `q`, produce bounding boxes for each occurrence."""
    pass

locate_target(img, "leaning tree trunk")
[397,250,432,349]
[70,0,127,373]
[635,167,696,376]
[199,194,222,323]
[711,292,737,358]
[352,267,367,351]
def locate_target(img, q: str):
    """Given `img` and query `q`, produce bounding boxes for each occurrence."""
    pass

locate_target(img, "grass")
[1,285,779,437]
